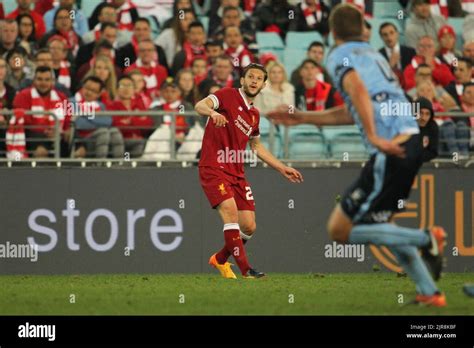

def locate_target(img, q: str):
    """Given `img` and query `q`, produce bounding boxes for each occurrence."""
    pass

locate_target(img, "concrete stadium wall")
[0,167,473,274]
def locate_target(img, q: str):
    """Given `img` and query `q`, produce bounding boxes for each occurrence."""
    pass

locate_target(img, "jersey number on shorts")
[245,186,254,201]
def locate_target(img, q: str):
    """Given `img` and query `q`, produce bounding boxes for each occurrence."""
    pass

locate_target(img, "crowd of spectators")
[0,0,472,160]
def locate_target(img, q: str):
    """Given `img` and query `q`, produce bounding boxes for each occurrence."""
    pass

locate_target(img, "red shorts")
[199,166,255,211]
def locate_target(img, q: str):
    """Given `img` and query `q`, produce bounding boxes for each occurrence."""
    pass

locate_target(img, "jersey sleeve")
[208,87,232,112]
[327,48,355,92]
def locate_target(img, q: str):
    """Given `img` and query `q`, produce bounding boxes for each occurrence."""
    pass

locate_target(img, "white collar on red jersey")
[238,88,253,110]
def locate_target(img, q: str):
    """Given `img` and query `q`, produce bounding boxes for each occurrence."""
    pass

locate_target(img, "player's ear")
[240,76,244,86]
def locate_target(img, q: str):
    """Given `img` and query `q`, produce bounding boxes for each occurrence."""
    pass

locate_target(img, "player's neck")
[239,87,255,104]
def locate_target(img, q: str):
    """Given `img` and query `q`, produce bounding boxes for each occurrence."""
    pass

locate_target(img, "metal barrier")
[0,109,472,161]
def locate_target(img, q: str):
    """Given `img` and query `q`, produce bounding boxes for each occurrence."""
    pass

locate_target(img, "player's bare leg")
[238,210,257,243]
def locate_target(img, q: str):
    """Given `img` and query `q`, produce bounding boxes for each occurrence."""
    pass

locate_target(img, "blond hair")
[83,55,117,99]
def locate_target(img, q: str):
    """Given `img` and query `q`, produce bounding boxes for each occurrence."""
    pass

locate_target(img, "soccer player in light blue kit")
[268,4,447,306]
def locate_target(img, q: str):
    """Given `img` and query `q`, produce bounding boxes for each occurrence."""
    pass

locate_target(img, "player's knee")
[241,221,256,236]
[219,204,239,222]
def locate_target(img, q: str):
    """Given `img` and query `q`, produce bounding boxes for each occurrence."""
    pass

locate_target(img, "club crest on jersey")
[238,106,243,111]
[218,183,227,195]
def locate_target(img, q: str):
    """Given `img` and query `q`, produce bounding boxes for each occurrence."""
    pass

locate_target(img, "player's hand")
[210,111,228,127]
[370,136,405,158]
[267,105,303,126]
[280,166,303,183]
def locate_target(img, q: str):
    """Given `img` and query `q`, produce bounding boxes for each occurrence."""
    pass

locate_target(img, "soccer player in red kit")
[195,63,303,279]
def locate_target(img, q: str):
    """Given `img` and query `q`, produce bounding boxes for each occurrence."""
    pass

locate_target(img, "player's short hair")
[300,58,320,69]
[329,4,363,41]
[82,76,105,91]
[117,75,134,86]
[93,40,114,54]
[307,41,324,52]
[379,22,398,36]
[34,48,51,59]
[215,54,233,65]
[224,25,241,37]
[241,63,268,82]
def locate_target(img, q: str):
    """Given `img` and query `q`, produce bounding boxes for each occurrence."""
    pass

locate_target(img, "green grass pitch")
[1,273,473,315]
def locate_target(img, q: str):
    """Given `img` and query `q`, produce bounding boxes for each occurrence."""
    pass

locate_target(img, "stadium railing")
[0,110,472,163]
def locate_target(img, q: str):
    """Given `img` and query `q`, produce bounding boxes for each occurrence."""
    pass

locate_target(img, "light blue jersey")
[326,41,419,154]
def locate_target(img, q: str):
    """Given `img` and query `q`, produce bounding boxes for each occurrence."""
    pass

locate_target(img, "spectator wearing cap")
[223,26,255,71]
[116,18,168,71]
[205,39,224,66]
[171,21,207,77]
[209,5,256,47]
[6,0,46,40]
[82,4,130,47]
[39,7,83,59]
[254,60,294,116]
[109,75,153,158]
[12,66,71,157]
[289,0,330,36]
[415,97,439,162]
[19,48,71,97]
[76,23,118,70]
[155,8,196,68]
[47,35,74,91]
[72,76,124,159]
[5,46,34,90]
[0,19,19,58]
[437,25,461,68]
[294,59,344,112]
[405,0,446,49]
[151,78,194,142]
[124,39,168,99]
[378,22,416,85]
[403,36,455,90]
[445,57,474,107]
[252,0,295,39]
[44,0,88,36]
[16,13,37,58]
[291,42,331,86]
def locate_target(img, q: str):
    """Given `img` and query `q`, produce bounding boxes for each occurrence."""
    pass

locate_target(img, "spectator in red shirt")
[124,39,168,99]
[223,26,254,71]
[171,21,207,76]
[6,0,46,40]
[205,39,224,66]
[295,59,344,111]
[403,35,455,90]
[47,35,73,91]
[437,25,462,68]
[0,56,15,156]
[128,69,152,109]
[13,66,71,157]
[199,54,238,90]
[191,56,209,86]
[109,75,153,157]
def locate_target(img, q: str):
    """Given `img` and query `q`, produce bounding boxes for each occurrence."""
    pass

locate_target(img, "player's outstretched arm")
[194,97,228,127]
[341,70,405,158]
[266,104,354,126]
[249,136,303,183]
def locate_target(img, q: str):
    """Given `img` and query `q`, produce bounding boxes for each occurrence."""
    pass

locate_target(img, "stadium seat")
[79,0,103,19]
[285,31,324,50]
[258,116,282,157]
[3,0,17,15]
[322,126,369,160]
[287,125,327,159]
[373,1,403,18]
[283,48,307,77]
[447,17,465,51]
[256,32,285,49]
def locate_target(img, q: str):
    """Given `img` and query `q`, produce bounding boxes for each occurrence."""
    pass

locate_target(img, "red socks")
[219,223,250,275]
[215,229,250,265]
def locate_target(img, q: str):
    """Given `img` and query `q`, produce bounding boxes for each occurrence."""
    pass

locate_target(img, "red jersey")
[199,87,260,178]
[109,99,153,139]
